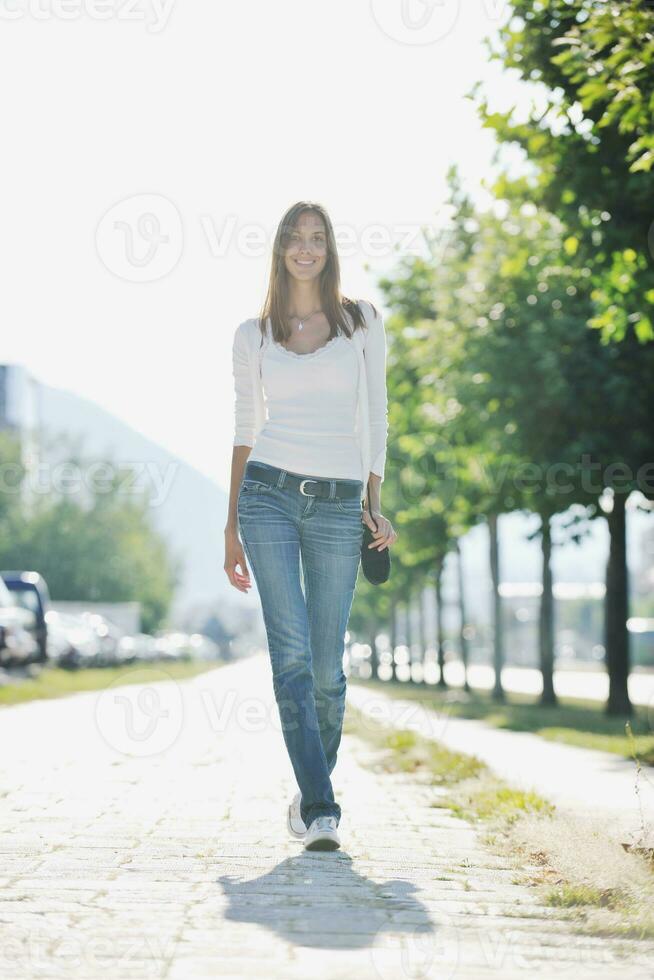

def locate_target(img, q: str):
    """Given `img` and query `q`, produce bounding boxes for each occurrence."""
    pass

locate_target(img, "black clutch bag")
[360,514,391,585]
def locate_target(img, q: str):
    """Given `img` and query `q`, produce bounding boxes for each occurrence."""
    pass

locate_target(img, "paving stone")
[0,653,653,979]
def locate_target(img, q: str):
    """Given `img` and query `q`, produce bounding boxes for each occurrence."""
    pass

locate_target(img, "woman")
[224,201,397,852]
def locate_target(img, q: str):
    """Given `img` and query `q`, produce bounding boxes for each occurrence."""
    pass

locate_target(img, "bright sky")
[0,1,532,489]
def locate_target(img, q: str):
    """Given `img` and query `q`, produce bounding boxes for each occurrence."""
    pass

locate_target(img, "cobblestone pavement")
[1,653,653,979]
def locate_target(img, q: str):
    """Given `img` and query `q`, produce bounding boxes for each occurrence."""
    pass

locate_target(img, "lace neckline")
[271,333,341,360]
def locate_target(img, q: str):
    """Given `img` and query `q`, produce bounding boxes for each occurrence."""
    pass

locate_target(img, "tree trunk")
[417,584,428,685]
[456,539,471,692]
[405,591,415,681]
[489,512,505,701]
[539,515,557,706]
[369,619,379,682]
[389,596,398,682]
[605,492,632,716]
[435,559,447,687]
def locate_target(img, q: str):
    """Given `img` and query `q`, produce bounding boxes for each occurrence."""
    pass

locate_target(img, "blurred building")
[0,364,42,502]
[635,524,654,601]
[49,600,141,635]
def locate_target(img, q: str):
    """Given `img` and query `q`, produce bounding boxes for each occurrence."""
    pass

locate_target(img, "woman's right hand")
[224,527,251,593]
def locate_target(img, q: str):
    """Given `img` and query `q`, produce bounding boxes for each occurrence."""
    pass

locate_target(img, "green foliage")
[0,431,26,527]
[353,162,654,641]
[0,433,179,633]
[448,785,554,825]
[474,0,654,344]
[344,703,486,785]
[545,884,624,910]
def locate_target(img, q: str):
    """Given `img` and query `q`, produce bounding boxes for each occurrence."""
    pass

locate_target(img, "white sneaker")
[303,815,341,851]
[287,791,306,839]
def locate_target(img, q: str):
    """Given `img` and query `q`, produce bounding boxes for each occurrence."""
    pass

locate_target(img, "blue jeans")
[237,460,364,828]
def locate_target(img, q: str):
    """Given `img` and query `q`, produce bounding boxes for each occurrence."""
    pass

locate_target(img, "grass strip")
[0,659,223,707]
[344,700,654,942]
[349,675,654,765]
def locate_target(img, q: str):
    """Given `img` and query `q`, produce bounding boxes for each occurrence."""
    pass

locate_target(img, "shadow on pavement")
[217,851,434,950]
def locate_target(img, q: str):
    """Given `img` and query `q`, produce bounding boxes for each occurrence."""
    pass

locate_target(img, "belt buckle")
[299,478,319,496]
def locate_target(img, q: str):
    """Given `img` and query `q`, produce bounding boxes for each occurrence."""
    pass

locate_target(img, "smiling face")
[283,210,328,282]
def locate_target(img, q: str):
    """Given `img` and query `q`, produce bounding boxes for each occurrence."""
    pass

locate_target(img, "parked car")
[0,577,40,667]
[44,610,101,670]
[1,571,50,663]
[153,631,196,661]
[186,633,221,661]
[79,612,123,667]
[117,632,158,664]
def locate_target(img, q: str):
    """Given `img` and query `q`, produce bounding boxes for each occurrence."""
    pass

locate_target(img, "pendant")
[298,321,304,331]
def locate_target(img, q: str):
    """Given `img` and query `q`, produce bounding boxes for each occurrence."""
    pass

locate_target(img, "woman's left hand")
[362,508,398,551]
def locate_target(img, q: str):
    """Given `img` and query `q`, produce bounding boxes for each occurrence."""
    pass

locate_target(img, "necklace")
[287,307,322,331]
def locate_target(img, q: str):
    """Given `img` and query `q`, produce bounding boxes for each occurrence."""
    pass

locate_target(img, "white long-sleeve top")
[231,299,389,486]
[248,334,362,480]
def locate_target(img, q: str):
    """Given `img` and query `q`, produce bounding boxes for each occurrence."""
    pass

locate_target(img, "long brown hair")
[257,200,378,348]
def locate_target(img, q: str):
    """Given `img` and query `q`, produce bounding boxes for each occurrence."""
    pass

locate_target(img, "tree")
[0,440,180,633]
[376,164,654,716]
[473,0,654,343]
